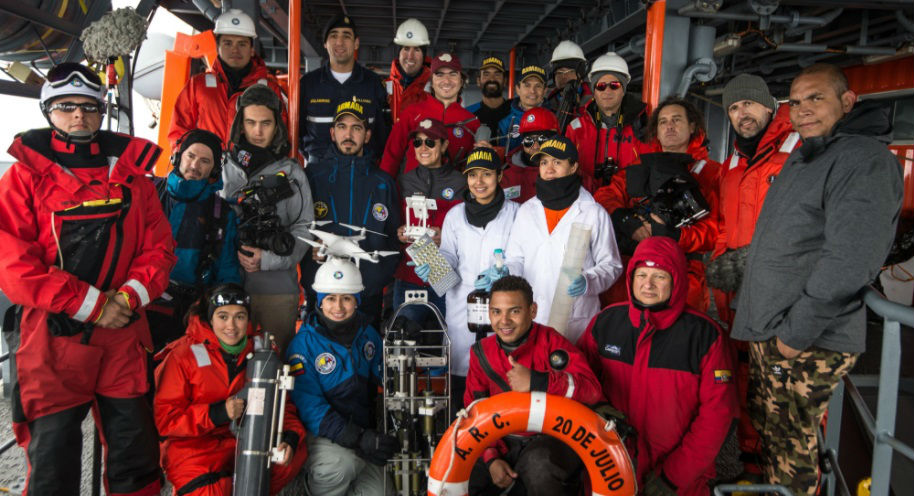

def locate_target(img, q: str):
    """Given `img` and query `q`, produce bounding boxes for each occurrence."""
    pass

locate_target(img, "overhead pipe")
[676,58,716,97]
[615,35,646,58]
[775,43,897,55]
[678,2,832,28]
[191,0,221,22]
[784,9,842,37]
[898,11,914,33]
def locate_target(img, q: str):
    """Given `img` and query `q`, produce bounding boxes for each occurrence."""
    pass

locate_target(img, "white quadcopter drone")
[298,221,399,267]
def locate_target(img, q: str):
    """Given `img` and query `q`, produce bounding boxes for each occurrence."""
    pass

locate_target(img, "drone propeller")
[352,250,399,259]
[307,220,334,230]
[338,222,388,237]
[297,236,323,248]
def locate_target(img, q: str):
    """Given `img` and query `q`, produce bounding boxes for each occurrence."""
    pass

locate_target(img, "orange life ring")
[427,391,637,496]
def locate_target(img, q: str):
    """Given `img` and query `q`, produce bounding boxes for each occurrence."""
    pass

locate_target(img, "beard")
[482,80,503,98]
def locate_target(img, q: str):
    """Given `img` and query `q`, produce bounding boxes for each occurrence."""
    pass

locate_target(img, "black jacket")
[299,62,389,162]
[732,102,903,352]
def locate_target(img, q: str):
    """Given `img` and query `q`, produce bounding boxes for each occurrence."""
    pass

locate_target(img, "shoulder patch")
[714,369,732,383]
[314,201,329,219]
[315,352,337,374]
[205,74,217,88]
[570,117,581,130]
[363,341,376,360]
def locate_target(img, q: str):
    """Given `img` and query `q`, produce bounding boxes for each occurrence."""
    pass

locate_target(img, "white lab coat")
[505,188,622,344]
[439,200,519,376]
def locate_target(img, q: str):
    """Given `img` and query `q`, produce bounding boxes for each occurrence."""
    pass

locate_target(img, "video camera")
[594,156,620,186]
[626,152,709,228]
[237,172,296,257]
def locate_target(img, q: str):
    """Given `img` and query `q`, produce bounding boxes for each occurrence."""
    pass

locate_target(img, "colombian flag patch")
[289,361,304,376]
[714,369,732,384]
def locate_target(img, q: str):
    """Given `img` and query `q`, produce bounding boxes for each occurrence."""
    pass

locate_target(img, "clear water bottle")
[466,249,505,341]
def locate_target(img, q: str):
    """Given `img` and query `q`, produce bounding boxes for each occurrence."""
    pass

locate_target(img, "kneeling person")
[465,276,603,496]
[578,237,737,496]
[288,258,396,496]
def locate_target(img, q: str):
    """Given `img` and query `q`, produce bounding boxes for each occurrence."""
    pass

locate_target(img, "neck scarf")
[464,187,505,228]
[536,174,581,210]
[219,335,248,355]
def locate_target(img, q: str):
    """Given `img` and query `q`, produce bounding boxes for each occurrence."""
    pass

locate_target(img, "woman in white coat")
[423,146,518,410]
[504,135,622,344]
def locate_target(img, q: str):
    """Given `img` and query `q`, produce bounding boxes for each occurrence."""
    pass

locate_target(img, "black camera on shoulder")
[594,156,619,186]
[626,152,709,228]
[237,172,296,257]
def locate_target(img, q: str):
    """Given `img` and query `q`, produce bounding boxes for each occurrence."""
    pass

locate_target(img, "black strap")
[471,342,510,393]
[175,470,233,495]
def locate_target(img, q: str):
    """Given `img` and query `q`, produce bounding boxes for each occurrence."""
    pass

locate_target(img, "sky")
[0,1,193,163]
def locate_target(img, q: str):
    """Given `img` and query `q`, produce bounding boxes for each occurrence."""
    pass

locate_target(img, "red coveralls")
[154,316,308,495]
[578,237,738,496]
[595,132,722,312]
[0,129,176,496]
[564,95,651,193]
[384,59,431,124]
[712,104,799,468]
[168,56,287,147]
[379,96,480,179]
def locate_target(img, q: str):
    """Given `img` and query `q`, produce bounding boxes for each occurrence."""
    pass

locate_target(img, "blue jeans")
[391,279,447,330]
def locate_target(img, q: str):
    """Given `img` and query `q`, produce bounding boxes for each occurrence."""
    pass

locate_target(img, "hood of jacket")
[627,236,689,330]
[211,55,271,88]
[735,103,794,161]
[389,58,431,86]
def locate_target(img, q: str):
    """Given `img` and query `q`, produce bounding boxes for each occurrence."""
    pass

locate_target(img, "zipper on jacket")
[349,161,355,227]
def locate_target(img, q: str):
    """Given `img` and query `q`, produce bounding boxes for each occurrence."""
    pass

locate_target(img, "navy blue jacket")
[303,147,401,296]
[287,313,383,444]
[299,62,389,163]
[156,172,241,288]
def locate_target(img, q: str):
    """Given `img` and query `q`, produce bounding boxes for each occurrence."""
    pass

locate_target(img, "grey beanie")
[590,70,628,91]
[722,73,776,112]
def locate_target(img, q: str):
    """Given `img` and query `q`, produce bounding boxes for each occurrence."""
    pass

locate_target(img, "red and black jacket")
[578,237,737,495]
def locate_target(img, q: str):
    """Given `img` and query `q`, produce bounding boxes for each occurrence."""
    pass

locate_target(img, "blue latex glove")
[407,261,430,282]
[474,265,508,291]
[567,274,587,297]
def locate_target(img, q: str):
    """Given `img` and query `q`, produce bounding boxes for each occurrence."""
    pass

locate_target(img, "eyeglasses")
[594,81,624,92]
[47,102,101,114]
[412,138,439,148]
[522,134,551,147]
[209,290,251,308]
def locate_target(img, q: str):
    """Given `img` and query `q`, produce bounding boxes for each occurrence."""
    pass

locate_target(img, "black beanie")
[176,129,223,175]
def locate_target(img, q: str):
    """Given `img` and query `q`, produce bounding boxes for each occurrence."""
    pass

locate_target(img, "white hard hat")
[588,52,631,86]
[214,9,257,39]
[394,18,430,46]
[550,40,586,64]
[40,63,106,112]
[313,257,365,294]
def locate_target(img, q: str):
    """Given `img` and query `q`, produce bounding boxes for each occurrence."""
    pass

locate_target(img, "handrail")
[862,286,914,327]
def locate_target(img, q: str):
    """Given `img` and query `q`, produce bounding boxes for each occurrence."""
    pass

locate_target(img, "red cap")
[430,52,462,74]
[518,107,559,134]
[410,118,449,141]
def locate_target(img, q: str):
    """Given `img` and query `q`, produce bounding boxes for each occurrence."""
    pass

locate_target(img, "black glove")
[357,429,399,466]
[649,218,680,241]
[610,208,644,239]
[643,470,677,496]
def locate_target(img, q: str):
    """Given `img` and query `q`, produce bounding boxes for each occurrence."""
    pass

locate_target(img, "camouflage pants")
[747,337,858,496]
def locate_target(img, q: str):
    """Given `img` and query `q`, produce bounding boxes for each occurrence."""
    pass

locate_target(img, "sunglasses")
[47,102,101,114]
[522,134,551,147]
[595,81,624,92]
[412,138,439,148]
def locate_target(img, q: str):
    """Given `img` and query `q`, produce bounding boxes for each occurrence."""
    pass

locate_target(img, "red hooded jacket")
[0,130,175,422]
[379,96,480,178]
[595,132,722,311]
[154,315,307,495]
[577,237,737,496]
[168,56,287,147]
[464,322,604,463]
[385,59,431,124]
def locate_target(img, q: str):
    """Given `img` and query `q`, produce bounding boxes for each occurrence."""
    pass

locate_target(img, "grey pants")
[305,436,389,496]
[249,293,299,356]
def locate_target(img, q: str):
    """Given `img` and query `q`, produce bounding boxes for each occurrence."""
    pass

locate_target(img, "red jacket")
[578,237,737,496]
[154,316,307,494]
[595,132,722,311]
[714,104,800,258]
[565,94,651,193]
[0,130,175,420]
[464,322,604,463]
[379,96,480,178]
[168,56,287,147]
[385,59,431,124]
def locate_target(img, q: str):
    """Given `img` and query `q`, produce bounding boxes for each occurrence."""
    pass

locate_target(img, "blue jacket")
[299,62,389,163]
[497,98,526,150]
[156,172,241,287]
[287,313,383,443]
[303,147,402,295]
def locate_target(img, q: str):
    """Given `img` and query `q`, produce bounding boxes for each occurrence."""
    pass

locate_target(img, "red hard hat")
[518,107,558,134]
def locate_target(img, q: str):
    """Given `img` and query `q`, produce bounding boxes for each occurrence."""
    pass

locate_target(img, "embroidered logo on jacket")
[364,341,376,360]
[603,344,622,356]
[714,369,732,384]
[372,203,389,221]
[315,353,337,374]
